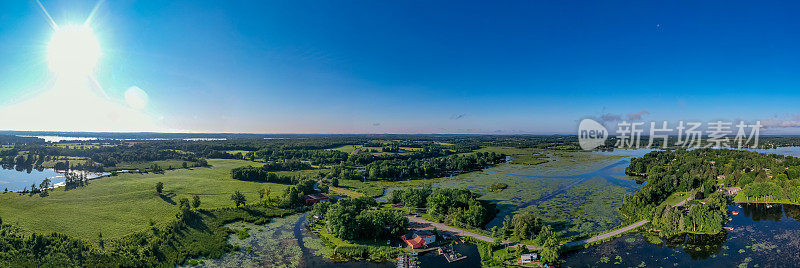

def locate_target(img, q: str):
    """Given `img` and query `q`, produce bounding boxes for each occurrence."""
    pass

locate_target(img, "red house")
[304,194,329,205]
[400,231,436,249]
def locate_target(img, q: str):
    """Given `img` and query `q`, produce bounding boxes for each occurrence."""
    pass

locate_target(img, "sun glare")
[46,24,101,77]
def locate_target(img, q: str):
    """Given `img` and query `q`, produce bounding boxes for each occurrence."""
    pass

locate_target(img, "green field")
[0,159,296,241]
[53,142,117,149]
[226,150,255,156]
[331,145,358,154]
[106,159,196,171]
[664,191,690,206]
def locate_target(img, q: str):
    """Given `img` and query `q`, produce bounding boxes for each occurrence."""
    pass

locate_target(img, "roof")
[400,233,426,248]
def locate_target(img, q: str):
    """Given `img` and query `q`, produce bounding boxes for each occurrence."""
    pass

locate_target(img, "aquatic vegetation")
[195,214,305,268]
[237,228,251,239]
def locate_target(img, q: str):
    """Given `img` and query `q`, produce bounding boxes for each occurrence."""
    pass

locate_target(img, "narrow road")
[673,194,694,207]
[408,216,645,251]
[560,219,649,248]
[406,194,691,251]
[408,216,497,244]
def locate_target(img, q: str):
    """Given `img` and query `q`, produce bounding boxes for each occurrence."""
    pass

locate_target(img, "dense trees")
[231,166,314,183]
[317,197,408,240]
[363,152,505,181]
[499,212,543,241]
[325,152,506,182]
[650,192,728,236]
[63,172,89,190]
[275,178,318,207]
[388,187,492,228]
[253,149,349,165]
[535,225,561,264]
[740,182,784,202]
[621,149,800,235]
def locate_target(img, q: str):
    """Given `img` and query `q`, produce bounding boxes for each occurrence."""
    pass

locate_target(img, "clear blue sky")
[1,0,800,134]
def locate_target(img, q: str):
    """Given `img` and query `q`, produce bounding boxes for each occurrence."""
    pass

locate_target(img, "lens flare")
[46,24,101,77]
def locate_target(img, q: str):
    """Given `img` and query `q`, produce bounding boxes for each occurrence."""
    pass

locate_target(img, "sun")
[46,24,101,77]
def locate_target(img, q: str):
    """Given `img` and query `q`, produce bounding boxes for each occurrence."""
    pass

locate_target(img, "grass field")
[38,156,91,168]
[52,142,117,149]
[107,159,196,171]
[331,145,357,154]
[226,150,254,156]
[0,159,299,241]
[664,191,690,206]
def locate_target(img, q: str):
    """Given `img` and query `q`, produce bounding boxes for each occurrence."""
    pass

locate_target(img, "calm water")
[562,146,800,267]
[0,166,106,192]
[235,147,800,267]
[562,203,800,267]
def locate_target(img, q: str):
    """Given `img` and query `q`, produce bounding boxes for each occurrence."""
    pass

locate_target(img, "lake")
[561,146,800,267]
[203,147,800,267]
[562,203,800,267]
[0,166,106,192]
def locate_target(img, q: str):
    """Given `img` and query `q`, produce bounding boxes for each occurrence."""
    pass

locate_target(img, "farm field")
[330,145,357,154]
[0,159,295,241]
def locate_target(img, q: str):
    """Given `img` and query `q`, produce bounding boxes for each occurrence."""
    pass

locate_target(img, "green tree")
[192,195,201,209]
[231,191,246,208]
[155,182,164,195]
[98,232,104,250]
[179,198,191,215]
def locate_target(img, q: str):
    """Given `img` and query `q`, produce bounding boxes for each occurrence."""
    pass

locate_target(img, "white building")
[520,253,538,264]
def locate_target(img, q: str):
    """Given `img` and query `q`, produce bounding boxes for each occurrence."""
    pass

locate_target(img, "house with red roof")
[400,230,436,249]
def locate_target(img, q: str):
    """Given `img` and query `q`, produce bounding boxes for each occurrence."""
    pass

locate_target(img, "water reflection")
[563,203,800,267]
[741,203,784,222]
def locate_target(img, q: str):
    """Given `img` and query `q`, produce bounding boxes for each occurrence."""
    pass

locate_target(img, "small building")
[725,187,742,196]
[303,194,329,205]
[400,230,436,249]
[417,230,436,245]
[520,253,538,263]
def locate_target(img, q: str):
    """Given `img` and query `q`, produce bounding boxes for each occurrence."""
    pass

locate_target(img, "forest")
[621,149,800,235]
[387,187,493,228]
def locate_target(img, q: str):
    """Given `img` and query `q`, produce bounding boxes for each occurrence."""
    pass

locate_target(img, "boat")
[766,204,773,208]
[725,227,734,231]
[732,211,739,215]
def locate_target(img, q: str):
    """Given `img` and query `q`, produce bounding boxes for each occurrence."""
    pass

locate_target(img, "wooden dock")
[439,245,467,263]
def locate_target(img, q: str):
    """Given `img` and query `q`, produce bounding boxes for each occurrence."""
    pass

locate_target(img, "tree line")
[310,197,408,241]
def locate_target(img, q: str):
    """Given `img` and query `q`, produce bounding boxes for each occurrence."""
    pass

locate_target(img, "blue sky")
[1,1,800,134]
